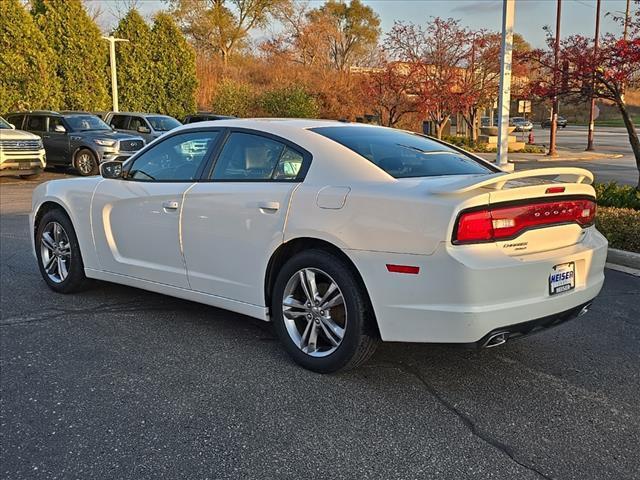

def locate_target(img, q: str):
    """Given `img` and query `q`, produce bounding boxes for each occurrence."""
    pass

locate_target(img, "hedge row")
[596,207,640,253]
[593,182,640,210]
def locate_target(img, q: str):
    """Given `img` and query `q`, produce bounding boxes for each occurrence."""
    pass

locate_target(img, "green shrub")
[593,182,640,210]
[211,80,256,117]
[596,207,640,253]
[259,86,319,118]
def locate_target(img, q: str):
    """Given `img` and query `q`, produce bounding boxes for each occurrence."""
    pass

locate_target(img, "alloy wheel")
[40,221,71,283]
[281,268,347,357]
[76,153,94,175]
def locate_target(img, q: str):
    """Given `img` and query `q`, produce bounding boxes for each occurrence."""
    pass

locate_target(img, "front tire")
[74,148,98,176]
[35,209,90,293]
[271,249,378,373]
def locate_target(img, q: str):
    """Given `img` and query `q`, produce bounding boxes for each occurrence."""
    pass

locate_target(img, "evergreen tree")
[151,12,197,119]
[113,9,155,112]
[0,0,61,112]
[32,0,110,111]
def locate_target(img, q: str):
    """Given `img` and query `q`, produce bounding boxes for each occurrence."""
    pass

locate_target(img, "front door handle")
[162,200,179,211]
[258,201,280,212]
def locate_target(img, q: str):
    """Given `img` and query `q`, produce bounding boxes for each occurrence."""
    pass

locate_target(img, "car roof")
[111,112,174,118]
[178,118,369,131]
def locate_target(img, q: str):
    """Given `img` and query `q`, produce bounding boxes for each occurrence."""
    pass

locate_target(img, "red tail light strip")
[453,197,596,244]
[386,264,420,274]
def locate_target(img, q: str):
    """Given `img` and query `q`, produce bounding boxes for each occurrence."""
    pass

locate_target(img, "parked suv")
[104,112,181,143]
[183,112,235,124]
[6,111,145,176]
[0,116,46,178]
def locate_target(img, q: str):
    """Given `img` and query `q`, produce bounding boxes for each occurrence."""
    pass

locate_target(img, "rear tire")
[271,249,378,373]
[35,208,91,293]
[74,148,98,176]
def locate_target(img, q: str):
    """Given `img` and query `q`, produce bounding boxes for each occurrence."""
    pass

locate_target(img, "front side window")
[109,115,129,129]
[310,126,496,179]
[6,114,24,129]
[49,117,65,132]
[128,131,219,181]
[147,116,181,132]
[212,132,304,181]
[26,115,46,131]
[64,115,111,132]
[128,116,147,132]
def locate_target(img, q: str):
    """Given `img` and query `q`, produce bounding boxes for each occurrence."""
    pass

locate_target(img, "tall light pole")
[586,0,601,151]
[547,0,562,157]
[102,36,129,112]
[496,0,515,171]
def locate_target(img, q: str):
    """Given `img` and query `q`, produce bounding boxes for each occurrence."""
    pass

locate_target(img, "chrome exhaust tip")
[483,331,509,348]
[578,302,593,317]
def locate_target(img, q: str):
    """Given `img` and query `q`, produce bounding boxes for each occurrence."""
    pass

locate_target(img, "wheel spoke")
[44,255,57,274]
[57,257,68,280]
[318,319,341,347]
[321,292,344,310]
[299,318,313,349]
[320,316,345,342]
[41,232,55,251]
[319,282,338,305]
[298,271,314,303]
[304,269,319,301]
[53,223,60,242]
[283,296,307,310]
[305,322,318,353]
[283,309,309,319]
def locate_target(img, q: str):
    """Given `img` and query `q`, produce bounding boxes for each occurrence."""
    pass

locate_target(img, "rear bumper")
[346,227,607,343]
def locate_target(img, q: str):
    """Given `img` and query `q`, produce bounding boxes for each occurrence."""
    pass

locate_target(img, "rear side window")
[109,115,129,129]
[211,132,303,181]
[310,126,496,178]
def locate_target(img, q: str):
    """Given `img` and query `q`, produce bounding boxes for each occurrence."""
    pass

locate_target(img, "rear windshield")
[310,126,495,178]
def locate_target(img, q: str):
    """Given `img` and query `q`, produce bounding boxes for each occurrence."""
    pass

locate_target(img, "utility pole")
[624,0,631,40]
[586,0,601,151]
[102,36,129,113]
[497,0,515,170]
[548,0,562,157]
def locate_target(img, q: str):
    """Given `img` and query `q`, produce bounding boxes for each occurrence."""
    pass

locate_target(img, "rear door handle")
[258,201,280,212]
[162,200,179,211]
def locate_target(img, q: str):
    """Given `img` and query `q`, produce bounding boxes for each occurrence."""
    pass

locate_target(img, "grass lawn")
[574,116,640,128]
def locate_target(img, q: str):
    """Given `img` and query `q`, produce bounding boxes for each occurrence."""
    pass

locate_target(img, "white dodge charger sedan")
[31,119,607,372]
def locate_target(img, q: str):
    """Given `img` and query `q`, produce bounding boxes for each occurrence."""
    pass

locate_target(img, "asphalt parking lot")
[1,172,639,480]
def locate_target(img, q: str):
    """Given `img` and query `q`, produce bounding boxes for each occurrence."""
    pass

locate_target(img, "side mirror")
[137,126,151,134]
[54,124,66,133]
[100,161,123,179]
[9,123,15,129]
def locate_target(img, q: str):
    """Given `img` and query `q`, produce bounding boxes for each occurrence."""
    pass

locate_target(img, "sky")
[94,0,631,48]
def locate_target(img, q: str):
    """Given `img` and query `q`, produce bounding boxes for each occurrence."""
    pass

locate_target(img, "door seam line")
[179,183,197,289]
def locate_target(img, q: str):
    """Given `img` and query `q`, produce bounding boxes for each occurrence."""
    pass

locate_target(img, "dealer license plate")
[549,262,575,295]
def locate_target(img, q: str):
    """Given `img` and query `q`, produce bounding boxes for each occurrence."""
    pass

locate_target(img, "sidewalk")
[477,149,624,163]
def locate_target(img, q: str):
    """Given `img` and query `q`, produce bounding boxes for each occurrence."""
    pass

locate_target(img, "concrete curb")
[607,248,640,270]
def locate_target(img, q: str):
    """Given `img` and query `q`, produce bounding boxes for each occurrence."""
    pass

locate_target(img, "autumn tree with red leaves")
[384,17,471,139]
[360,60,418,127]
[530,2,640,188]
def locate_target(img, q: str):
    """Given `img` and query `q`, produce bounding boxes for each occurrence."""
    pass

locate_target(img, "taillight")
[453,198,596,244]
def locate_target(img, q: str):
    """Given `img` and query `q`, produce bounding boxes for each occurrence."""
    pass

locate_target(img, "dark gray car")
[6,111,145,176]
[105,112,181,143]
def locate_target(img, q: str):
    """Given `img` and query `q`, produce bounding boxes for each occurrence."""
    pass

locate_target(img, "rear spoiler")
[431,167,594,195]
